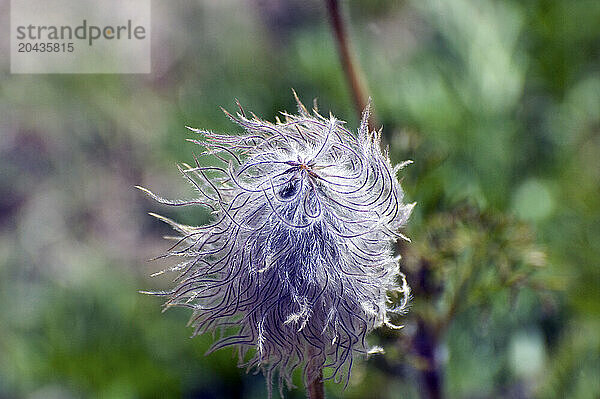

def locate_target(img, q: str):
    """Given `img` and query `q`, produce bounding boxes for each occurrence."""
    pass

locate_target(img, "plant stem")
[411,261,443,399]
[306,369,325,399]
[414,318,443,399]
[324,0,374,131]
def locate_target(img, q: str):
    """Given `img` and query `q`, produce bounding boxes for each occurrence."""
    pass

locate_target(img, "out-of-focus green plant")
[399,203,549,397]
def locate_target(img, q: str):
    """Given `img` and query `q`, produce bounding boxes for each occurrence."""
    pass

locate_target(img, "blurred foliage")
[401,204,551,398]
[0,0,599,398]
[403,203,549,330]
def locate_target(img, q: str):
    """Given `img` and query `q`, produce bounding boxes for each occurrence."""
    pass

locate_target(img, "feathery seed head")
[141,93,414,395]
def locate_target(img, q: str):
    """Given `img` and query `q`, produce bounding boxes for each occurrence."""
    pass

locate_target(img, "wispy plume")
[139,92,414,396]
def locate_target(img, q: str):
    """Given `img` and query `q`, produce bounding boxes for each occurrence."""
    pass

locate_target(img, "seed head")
[139,93,414,395]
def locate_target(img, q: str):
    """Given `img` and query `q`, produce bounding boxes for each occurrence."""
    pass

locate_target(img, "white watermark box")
[10,0,150,73]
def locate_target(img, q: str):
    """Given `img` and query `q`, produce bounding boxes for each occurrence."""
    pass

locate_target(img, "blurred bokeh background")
[1,0,599,398]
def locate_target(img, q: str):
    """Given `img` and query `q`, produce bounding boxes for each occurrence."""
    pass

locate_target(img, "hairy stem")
[324,0,375,131]
[306,369,325,399]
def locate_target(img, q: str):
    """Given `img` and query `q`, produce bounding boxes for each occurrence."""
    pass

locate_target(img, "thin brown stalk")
[324,0,375,131]
[306,369,325,399]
